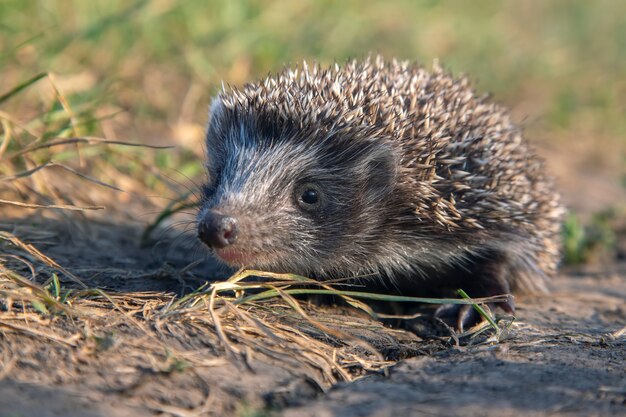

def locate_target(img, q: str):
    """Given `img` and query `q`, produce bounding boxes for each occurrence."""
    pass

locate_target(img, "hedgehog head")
[197,91,407,276]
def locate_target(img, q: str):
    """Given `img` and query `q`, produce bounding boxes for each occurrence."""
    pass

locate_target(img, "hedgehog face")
[197,100,400,276]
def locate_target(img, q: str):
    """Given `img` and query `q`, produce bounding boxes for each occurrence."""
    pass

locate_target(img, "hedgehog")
[196,56,564,330]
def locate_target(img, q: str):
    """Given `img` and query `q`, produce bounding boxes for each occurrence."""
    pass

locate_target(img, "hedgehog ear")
[359,141,399,199]
[204,98,230,176]
[206,98,226,147]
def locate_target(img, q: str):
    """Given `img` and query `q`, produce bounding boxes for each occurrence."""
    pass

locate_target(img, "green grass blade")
[235,288,490,305]
[0,72,48,105]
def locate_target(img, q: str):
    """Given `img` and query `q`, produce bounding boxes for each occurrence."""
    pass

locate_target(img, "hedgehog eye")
[295,183,322,211]
[301,189,318,204]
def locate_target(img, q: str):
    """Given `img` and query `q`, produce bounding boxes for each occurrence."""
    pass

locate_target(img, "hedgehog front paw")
[434,297,515,332]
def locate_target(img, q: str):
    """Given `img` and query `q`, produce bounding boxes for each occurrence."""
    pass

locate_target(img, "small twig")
[7,136,173,160]
[610,325,626,339]
[0,320,78,347]
[0,231,88,288]
[0,198,104,211]
[208,288,239,357]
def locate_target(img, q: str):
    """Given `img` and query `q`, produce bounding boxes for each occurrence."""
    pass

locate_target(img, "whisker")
[159,168,204,202]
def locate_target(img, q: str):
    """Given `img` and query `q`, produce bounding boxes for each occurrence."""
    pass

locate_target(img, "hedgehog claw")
[499,297,516,314]
[434,303,479,332]
[457,304,476,332]
[435,298,515,332]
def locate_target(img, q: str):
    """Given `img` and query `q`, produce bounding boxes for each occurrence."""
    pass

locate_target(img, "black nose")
[198,210,239,249]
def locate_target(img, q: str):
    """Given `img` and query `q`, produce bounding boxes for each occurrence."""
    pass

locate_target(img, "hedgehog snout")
[197,209,239,249]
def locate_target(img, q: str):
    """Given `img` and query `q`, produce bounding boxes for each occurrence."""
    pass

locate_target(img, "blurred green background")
[2,0,625,142]
[1,0,625,263]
